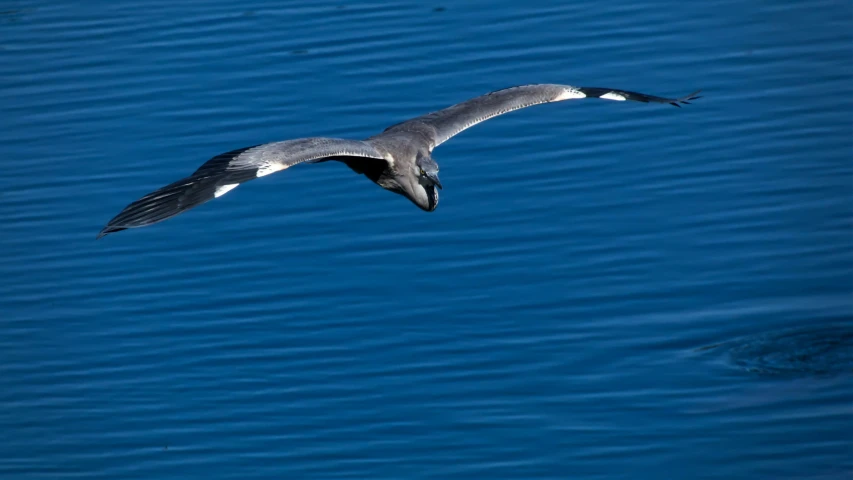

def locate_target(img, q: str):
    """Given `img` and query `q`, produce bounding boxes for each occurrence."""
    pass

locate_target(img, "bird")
[98,84,700,238]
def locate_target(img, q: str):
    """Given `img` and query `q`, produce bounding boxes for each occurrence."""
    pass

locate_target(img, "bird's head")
[410,154,442,211]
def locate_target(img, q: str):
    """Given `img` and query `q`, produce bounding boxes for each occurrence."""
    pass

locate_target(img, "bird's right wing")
[98,138,386,238]
[393,84,700,148]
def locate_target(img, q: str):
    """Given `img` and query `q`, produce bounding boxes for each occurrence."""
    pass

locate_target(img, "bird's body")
[98,84,700,238]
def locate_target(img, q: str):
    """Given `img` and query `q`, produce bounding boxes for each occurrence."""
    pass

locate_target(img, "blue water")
[2,1,852,478]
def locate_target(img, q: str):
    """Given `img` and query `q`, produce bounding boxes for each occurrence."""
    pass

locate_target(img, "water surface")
[1,1,851,478]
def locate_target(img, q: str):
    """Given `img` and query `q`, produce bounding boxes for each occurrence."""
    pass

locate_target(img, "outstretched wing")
[98,137,385,238]
[394,84,701,148]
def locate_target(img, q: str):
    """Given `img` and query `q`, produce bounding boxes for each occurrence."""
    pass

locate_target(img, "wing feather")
[389,84,700,148]
[98,138,385,238]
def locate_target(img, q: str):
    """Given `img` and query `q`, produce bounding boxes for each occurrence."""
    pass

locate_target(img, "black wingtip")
[94,176,215,240]
[96,225,126,239]
[669,89,702,108]
[683,90,702,101]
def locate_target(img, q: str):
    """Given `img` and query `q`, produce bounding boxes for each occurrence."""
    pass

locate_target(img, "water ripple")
[2,0,852,478]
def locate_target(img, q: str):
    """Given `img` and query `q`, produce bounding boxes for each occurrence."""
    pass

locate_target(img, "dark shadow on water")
[697,323,853,377]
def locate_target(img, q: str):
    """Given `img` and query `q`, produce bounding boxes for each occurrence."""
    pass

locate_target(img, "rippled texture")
[720,325,853,376]
[1,1,851,479]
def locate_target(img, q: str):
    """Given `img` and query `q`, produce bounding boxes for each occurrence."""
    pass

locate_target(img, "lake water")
[1,1,851,478]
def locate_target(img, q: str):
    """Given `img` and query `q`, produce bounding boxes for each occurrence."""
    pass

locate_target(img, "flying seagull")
[98,84,700,238]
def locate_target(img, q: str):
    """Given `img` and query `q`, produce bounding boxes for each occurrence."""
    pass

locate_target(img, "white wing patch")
[554,87,587,101]
[600,92,627,101]
[256,162,286,178]
[214,183,239,198]
[382,152,396,166]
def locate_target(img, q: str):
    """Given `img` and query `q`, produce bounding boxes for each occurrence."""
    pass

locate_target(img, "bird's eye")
[419,168,425,176]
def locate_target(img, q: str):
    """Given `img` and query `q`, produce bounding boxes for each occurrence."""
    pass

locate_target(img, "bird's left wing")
[393,84,700,148]
[98,137,385,238]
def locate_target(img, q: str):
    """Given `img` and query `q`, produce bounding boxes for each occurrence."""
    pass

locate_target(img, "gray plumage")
[98,84,700,238]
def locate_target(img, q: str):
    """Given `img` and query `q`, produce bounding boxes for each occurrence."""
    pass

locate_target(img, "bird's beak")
[427,172,443,190]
